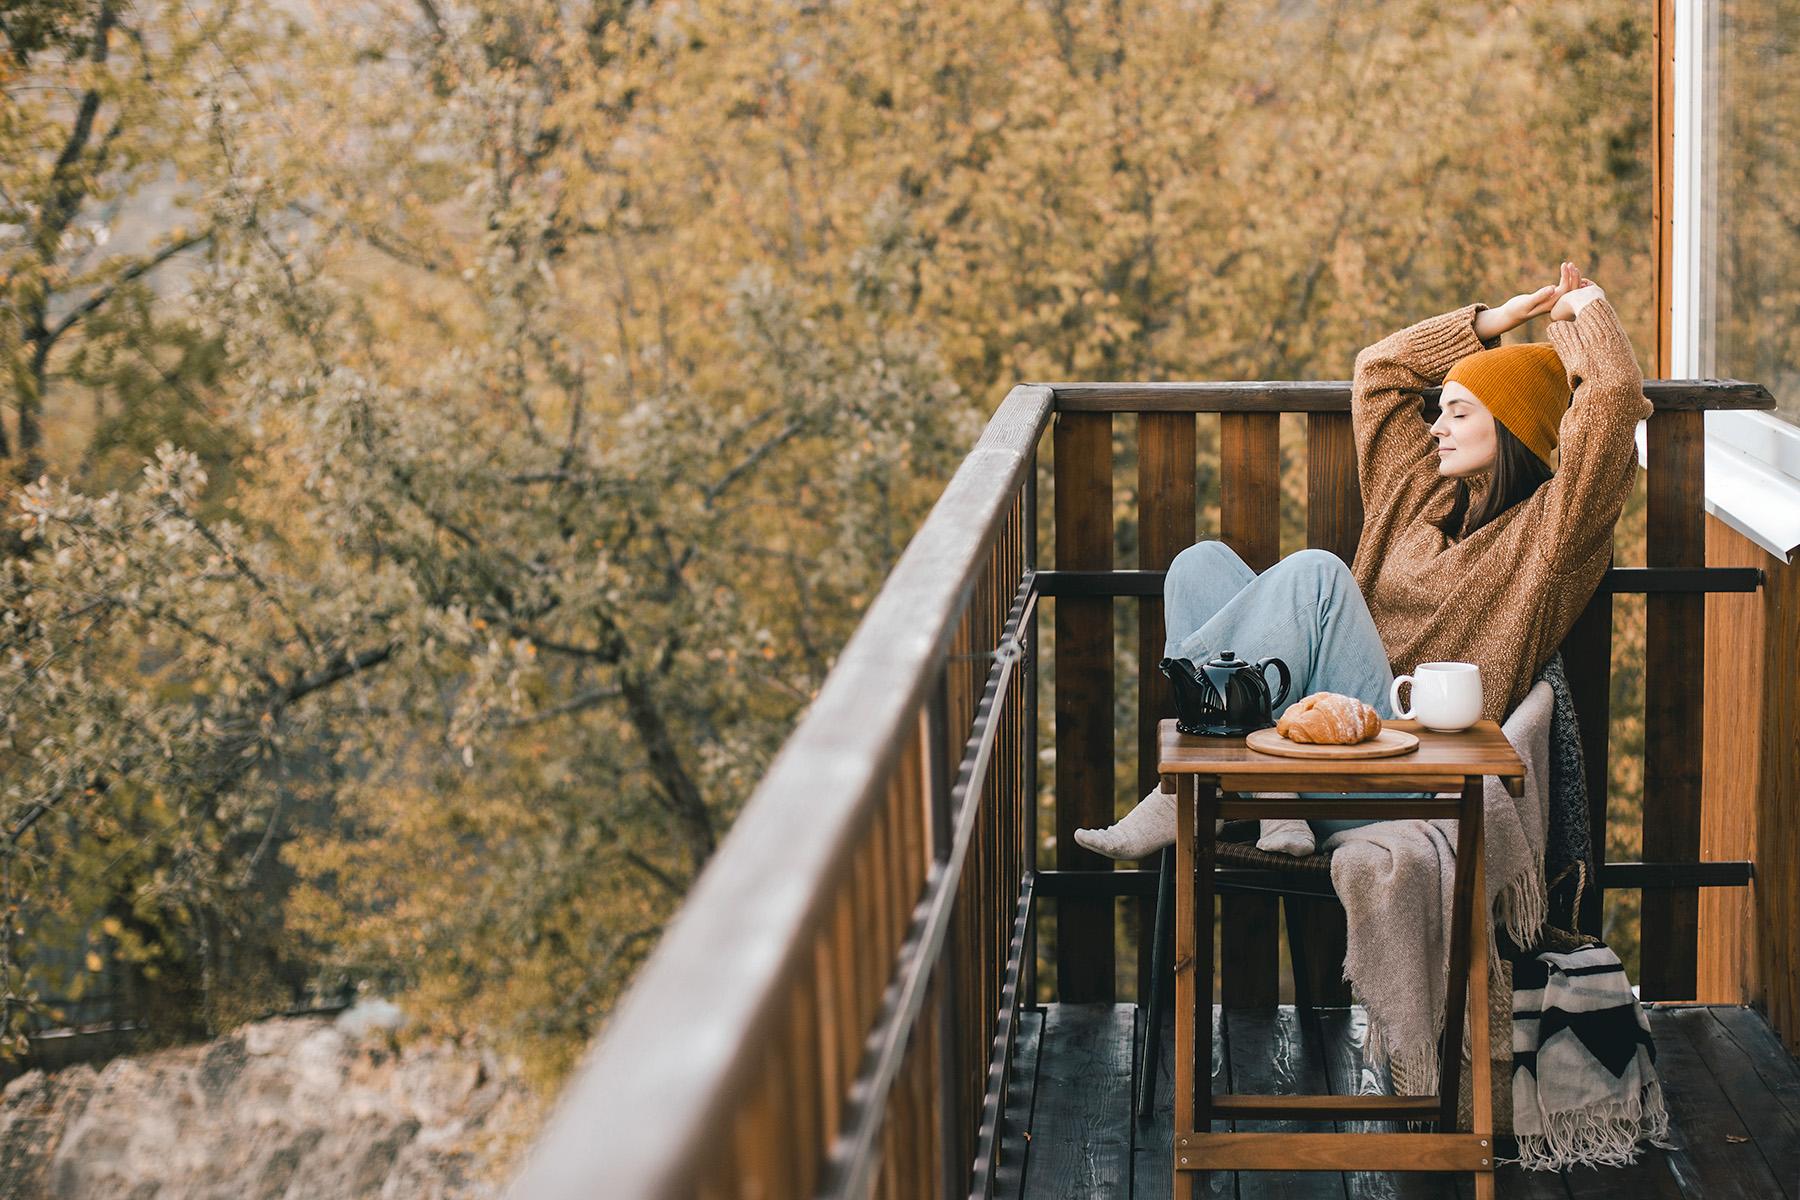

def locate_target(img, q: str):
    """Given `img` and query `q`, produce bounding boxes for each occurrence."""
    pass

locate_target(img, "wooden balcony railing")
[1040,378,1770,1007]
[511,385,1051,1199]
[507,375,1773,1199]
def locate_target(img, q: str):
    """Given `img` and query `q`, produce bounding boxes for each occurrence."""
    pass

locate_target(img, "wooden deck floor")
[994,1003,1800,1200]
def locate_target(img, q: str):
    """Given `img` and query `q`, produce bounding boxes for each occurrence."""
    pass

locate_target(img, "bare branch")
[495,685,624,729]
[702,416,808,505]
[44,231,212,347]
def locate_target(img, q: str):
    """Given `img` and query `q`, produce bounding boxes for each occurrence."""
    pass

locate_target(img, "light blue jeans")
[1163,540,1414,840]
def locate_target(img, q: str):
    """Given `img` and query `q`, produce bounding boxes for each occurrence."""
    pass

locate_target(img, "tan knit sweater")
[1349,297,1653,722]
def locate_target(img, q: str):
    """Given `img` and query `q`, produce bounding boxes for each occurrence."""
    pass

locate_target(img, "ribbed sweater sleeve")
[1538,297,1654,575]
[1351,302,1503,518]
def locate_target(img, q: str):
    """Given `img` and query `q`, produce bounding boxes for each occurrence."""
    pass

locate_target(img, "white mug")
[1389,661,1483,732]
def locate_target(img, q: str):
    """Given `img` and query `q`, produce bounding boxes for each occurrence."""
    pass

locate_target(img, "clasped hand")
[1479,261,1605,340]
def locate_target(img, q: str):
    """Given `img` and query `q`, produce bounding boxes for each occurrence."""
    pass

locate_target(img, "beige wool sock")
[1073,786,1224,860]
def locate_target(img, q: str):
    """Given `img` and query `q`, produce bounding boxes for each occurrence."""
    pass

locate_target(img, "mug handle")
[1389,674,1414,720]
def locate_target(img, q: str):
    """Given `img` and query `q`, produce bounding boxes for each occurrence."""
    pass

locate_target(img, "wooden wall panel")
[1703,515,1800,1051]
[1700,516,1761,1004]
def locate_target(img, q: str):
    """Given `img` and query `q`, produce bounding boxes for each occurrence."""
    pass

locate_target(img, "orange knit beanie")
[1443,343,1571,468]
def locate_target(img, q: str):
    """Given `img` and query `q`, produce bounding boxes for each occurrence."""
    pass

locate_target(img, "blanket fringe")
[1506,1077,1674,1171]
[1495,869,1547,964]
[1364,1006,1468,1100]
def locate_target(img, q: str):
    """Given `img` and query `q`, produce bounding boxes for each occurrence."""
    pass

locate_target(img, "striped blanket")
[1510,942,1673,1169]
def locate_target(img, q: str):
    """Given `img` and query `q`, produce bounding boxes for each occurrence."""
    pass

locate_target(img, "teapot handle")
[1257,657,1291,709]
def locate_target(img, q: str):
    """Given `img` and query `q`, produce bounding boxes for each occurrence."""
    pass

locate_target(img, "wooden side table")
[1158,717,1525,1200]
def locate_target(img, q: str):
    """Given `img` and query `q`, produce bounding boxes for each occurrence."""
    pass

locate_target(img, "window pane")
[1702,1,1800,426]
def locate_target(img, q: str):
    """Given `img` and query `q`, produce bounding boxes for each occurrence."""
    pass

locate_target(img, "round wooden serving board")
[1244,725,1420,760]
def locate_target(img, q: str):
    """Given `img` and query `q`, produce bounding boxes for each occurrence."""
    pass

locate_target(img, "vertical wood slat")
[927,651,968,1200]
[1561,575,1614,939]
[1305,411,1364,563]
[1293,410,1361,1006]
[1218,412,1282,1007]
[1642,412,1704,998]
[1055,410,1116,1002]
[788,954,822,1196]
[1138,412,1198,1002]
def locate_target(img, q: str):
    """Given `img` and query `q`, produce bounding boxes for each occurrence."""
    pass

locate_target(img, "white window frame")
[1661,0,1800,563]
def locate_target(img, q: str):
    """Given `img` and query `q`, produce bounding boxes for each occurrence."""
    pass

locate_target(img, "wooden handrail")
[1045,378,1774,413]
[1034,567,1765,597]
[507,385,1051,1199]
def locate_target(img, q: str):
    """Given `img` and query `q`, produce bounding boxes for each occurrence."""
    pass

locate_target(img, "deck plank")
[1133,1003,1232,1199]
[1225,1006,1349,1200]
[995,1008,1045,1200]
[1650,1007,1788,1200]
[1314,1007,1459,1200]
[1706,1005,1800,1124]
[1130,1004,1174,1200]
[1011,1004,1795,1200]
[1678,1008,1800,1197]
[1023,1004,1136,1200]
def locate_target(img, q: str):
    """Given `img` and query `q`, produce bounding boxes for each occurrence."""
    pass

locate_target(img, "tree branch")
[45,231,213,348]
[496,684,624,729]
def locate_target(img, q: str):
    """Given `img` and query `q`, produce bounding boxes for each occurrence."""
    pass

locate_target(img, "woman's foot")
[1075,787,1181,860]
[1257,817,1316,857]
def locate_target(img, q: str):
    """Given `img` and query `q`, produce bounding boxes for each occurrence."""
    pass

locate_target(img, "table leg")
[1195,774,1217,1144]
[1439,774,1482,1132]
[1470,787,1494,1198]
[1172,774,1195,1198]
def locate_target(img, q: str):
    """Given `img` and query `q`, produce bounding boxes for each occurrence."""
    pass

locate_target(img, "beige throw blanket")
[1320,678,1555,1093]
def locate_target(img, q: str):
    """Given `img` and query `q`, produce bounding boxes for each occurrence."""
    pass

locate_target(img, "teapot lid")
[1203,649,1244,669]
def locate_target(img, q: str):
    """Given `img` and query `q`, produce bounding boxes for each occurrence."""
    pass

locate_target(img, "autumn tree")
[2,0,1658,1079]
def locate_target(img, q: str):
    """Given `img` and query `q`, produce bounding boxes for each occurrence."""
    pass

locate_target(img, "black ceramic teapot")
[1159,649,1292,736]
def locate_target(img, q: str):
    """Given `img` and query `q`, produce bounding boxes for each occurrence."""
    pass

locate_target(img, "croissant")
[1276,691,1382,745]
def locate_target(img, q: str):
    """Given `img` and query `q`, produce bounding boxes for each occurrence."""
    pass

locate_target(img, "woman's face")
[1429,381,1497,478]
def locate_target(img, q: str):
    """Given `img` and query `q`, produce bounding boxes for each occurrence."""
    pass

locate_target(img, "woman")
[1076,261,1652,859]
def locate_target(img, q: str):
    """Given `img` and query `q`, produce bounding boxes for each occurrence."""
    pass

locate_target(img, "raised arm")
[1351,302,1502,518]
[1353,266,1589,523]
[1534,294,1654,575]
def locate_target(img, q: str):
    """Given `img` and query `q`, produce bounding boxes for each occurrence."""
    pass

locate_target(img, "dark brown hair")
[1433,418,1555,541]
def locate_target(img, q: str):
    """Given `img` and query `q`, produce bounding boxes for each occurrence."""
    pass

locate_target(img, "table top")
[1157,717,1525,791]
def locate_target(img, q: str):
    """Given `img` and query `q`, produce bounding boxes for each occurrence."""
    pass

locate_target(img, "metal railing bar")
[1601,861,1754,887]
[965,872,1036,1200]
[821,570,1033,1200]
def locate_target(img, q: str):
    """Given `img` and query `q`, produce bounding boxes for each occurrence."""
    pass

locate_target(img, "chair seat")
[1214,837,1334,876]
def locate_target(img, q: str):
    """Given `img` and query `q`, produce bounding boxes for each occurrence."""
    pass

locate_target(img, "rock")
[0,1014,531,1199]
[335,998,405,1040]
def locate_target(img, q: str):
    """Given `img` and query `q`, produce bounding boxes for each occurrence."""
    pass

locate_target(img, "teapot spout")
[1157,655,1195,682]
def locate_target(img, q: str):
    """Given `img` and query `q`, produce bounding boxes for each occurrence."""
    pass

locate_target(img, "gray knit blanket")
[1535,652,1591,935]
